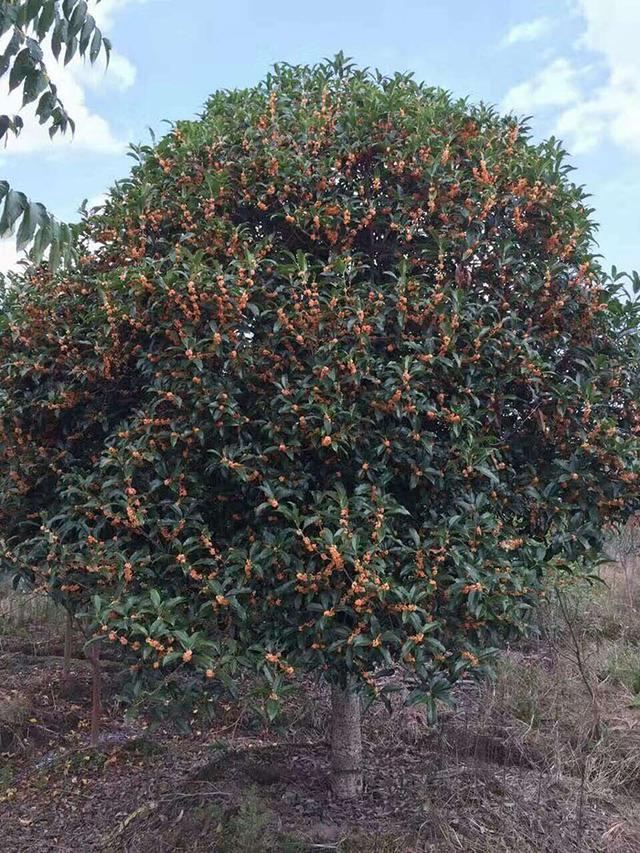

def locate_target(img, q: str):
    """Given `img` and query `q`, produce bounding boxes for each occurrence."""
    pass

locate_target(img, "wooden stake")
[89,641,102,747]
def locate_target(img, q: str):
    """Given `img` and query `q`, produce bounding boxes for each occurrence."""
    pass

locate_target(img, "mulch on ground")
[1,614,639,852]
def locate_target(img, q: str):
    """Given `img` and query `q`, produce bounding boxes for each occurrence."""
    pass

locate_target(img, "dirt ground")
[1,577,640,852]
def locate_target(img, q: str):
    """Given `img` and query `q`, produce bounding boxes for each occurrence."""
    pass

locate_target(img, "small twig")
[63,609,73,688]
[158,789,233,802]
[554,585,601,740]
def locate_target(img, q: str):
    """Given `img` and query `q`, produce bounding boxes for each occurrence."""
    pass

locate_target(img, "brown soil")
[1,596,639,852]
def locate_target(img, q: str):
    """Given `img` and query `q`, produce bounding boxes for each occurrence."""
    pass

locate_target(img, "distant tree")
[1,56,639,796]
[0,0,111,268]
[605,515,640,608]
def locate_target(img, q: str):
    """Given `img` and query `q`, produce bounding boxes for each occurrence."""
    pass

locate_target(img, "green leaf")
[36,90,56,124]
[51,19,67,60]
[0,188,27,231]
[0,30,22,76]
[26,0,43,24]
[79,14,95,55]
[15,201,41,249]
[8,48,31,92]
[30,215,51,263]
[0,8,19,38]
[89,28,102,63]
[48,222,61,270]
[22,68,48,106]
[265,698,280,721]
[0,114,23,140]
[69,2,88,40]
[25,36,43,64]
[64,33,78,65]
[36,1,57,40]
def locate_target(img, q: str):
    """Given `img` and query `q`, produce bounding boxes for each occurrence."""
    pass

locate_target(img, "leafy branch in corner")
[0,0,111,269]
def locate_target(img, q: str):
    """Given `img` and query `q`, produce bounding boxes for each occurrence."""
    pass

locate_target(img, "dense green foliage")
[0,0,111,266]
[1,57,639,718]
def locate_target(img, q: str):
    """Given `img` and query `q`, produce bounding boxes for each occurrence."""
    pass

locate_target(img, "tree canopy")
[1,57,639,745]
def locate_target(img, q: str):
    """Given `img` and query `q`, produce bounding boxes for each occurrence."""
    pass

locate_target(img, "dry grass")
[0,579,66,655]
[110,561,640,853]
[1,559,640,851]
[0,689,31,750]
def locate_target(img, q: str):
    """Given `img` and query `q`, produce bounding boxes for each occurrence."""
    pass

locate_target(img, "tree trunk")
[89,642,102,747]
[63,610,73,688]
[330,683,363,798]
[621,557,635,610]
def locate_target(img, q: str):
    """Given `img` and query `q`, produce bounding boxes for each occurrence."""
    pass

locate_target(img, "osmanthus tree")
[1,56,640,797]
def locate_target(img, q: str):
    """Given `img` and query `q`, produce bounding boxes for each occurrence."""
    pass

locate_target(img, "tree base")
[331,770,363,799]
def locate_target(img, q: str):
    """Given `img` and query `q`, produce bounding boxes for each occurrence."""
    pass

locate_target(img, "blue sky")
[2,0,638,275]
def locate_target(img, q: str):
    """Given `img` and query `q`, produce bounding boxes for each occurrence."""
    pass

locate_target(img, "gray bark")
[330,682,363,798]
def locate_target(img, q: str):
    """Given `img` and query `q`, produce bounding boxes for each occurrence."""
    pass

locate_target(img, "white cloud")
[502,17,552,46]
[554,66,640,153]
[0,238,23,275]
[555,0,640,155]
[576,0,639,67]
[74,52,137,93]
[91,0,152,31]
[554,100,604,153]
[501,1,640,156]
[86,192,109,211]
[501,58,582,113]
